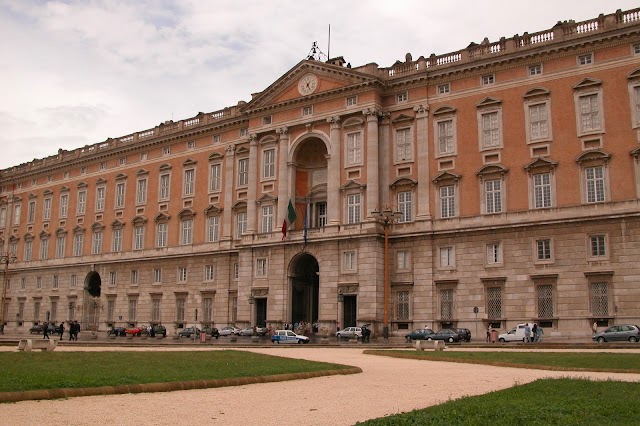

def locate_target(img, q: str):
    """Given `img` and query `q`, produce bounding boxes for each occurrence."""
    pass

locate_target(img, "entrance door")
[343,296,357,328]
[256,299,267,328]
[289,253,319,325]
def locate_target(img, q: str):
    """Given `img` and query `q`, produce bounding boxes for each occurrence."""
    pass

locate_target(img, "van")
[498,323,535,343]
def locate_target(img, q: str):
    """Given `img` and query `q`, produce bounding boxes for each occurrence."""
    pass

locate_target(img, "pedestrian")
[524,323,531,343]
[43,322,50,340]
[69,322,74,341]
[532,324,538,342]
[486,325,491,342]
[592,321,598,334]
[536,325,544,342]
[59,322,65,339]
[72,320,80,341]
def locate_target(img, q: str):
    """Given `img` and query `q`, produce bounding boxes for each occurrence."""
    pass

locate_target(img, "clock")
[298,74,318,96]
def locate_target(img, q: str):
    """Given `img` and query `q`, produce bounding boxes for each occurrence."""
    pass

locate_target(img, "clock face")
[298,74,318,96]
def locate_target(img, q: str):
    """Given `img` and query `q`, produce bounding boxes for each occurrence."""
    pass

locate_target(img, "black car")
[202,325,220,339]
[152,325,167,337]
[108,326,127,336]
[456,328,472,342]
[425,329,461,343]
[405,328,435,342]
[29,324,45,334]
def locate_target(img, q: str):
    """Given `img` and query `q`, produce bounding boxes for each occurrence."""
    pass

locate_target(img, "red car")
[125,326,143,337]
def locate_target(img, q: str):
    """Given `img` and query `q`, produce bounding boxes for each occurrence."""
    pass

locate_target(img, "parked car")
[456,328,472,342]
[125,326,143,337]
[593,324,640,343]
[336,326,362,339]
[29,324,45,334]
[31,324,62,334]
[238,326,267,336]
[202,325,220,339]
[271,329,310,344]
[219,326,240,336]
[108,326,127,337]
[178,327,201,338]
[425,329,461,343]
[405,328,435,342]
[498,323,536,343]
[152,325,167,337]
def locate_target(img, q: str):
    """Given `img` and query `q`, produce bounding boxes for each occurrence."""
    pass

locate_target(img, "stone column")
[221,145,235,240]
[327,116,341,225]
[276,127,290,226]
[378,112,391,207]
[246,134,258,234]
[364,108,380,218]
[414,105,431,220]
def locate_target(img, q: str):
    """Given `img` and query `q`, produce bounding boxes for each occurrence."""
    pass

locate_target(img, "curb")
[0,367,362,403]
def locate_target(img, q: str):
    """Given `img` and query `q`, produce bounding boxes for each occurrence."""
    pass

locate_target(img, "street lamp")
[372,207,401,341]
[0,252,17,335]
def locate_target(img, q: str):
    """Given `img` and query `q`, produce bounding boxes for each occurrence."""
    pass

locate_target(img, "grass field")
[357,378,640,425]
[363,350,640,373]
[0,350,350,393]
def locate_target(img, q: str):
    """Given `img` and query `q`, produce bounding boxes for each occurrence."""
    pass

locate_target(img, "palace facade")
[2,8,640,340]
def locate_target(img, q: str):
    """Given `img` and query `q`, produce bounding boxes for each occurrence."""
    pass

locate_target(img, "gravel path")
[1,346,639,426]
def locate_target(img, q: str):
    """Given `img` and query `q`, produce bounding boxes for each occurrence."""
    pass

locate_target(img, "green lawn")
[0,350,351,393]
[363,350,640,373]
[358,378,640,426]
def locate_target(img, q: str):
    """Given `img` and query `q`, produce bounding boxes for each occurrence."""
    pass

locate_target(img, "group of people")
[524,323,544,342]
[282,321,313,336]
[40,320,79,340]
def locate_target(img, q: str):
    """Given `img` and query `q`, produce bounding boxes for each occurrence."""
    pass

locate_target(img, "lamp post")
[0,252,17,335]
[372,207,401,341]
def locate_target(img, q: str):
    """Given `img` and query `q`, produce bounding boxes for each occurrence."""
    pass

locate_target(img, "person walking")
[59,322,64,339]
[524,323,531,343]
[536,325,544,342]
[69,321,74,341]
[532,324,538,342]
[486,325,491,342]
[73,320,80,341]
[43,322,50,340]
[592,321,598,334]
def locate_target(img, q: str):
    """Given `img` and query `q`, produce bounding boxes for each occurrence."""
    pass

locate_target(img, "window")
[487,287,502,319]
[397,291,410,320]
[151,299,161,322]
[436,119,455,156]
[107,299,115,321]
[81,166,87,174]
[440,185,456,218]
[163,146,170,155]
[397,191,412,223]
[128,299,137,321]
[109,271,117,286]
[209,164,221,192]
[115,183,125,209]
[533,173,552,208]
[187,140,196,149]
[240,128,248,137]
[237,158,249,186]
[536,239,552,261]
[634,44,640,55]
[213,135,221,143]
[437,83,450,95]
[156,223,168,248]
[68,301,76,320]
[632,85,640,127]
[130,270,138,285]
[112,228,122,252]
[528,103,550,141]
[482,74,495,85]
[346,132,362,165]
[256,258,267,276]
[36,276,42,289]
[234,263,239,280]
[159,174,170,200]
[484,180,502,214]
[585,166,605,203]
[119,157,126,166]
[136,178,147,204]
[397,92,408,102]
[589,235,606,258]
[183,169,195,196]
[27,200,36,223]
[346,193,361,224]
[91,231,102,254]
[529,64,542,76]
[440,288,453,320]
[0,207,5,227]
[13,203,22,224]
[134,225,144,250]
[34,300,40,318]
[263,149,275,179]
[346,96,357,106]
[537,284,554,317]
[40,237,49,260]
[204,265,215,281]
[591,282,609,316]
[140,152,148,161]
[261,205,274,233]
[578,53,593,66]
[95,187,105,212]
[178,267,187,282]
[207,216,219,242]
[302,106,313,116]
[397,250,410,271]
[56,235,65,258]
[76,190,87,215]
[154,268,162,283]
[203,297,213,323]
[59,194,68,217]
[180,219,193,245]
[486,243,501,265]
[176,299,185,322]
[578,94,602,133]
[70,274,77,288]
[24,240,32,261]
[480,111,501,149]
[343,251,357,272]
[316,203,327,228]
[51,276,58,289]
[73,233,83,256]
[236,212,247,238]
[395,128,412,162]
[51,300,58,321]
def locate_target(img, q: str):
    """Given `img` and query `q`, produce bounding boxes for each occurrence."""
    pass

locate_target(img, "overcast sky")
[1,0,637,170]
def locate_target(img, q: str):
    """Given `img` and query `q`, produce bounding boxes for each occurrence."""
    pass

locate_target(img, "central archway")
[289,253,319,326]
[84,271,102,331]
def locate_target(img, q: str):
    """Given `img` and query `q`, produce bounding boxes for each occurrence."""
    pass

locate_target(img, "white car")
[498,323,536,343]
[219,326,240,336]
[271,330,309,344]
[336,326,362,339]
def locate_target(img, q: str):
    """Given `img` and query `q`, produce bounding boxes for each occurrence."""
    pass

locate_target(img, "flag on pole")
[303,205,308,246]
[282,200,297,240]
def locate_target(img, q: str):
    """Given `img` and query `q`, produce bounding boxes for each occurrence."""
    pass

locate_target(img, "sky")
[1,0,637,170]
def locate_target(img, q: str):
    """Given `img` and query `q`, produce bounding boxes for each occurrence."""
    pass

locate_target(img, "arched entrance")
[289,253,319,327]
[83,271,101,331]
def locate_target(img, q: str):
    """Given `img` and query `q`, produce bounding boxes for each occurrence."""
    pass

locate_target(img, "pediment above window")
[115,173,127,181]
[91,222,105,232]
[476,97,502,108]
[111,219,126,229]
[154,212,171,223]
[524,157,558,172]
[343,117,364,128]
[339,180,366,191]
[576,149,611,165]
[72,225,85,234]
[55,228,67,236]
[23,233,34,241]
[204,205,223,216]
[136,169,149,177]
[178,208,196,219]
[131,216,148,225]
[433,171,461,184]
[60,186,70,192]
[77,181,87,189]
[96,178,107,185]
[631,147,640,159]
[433,105,456,115]
[208,152,224,162]
[43,189,53,196]
[235,146,249,155]
[183,158,197,167]
[232,200,247,210]
[39,230,50,239]
[28,193,37,199]
[159,163,172,171]
[573,78,602,90]
[628,68,640,81]
[523,87,550,98]
[8,235,20,243]
[476,164,508,177]
[389,177,418,189]
[391,113,414,124]
[259,135,277,146]
[256,193,277,204]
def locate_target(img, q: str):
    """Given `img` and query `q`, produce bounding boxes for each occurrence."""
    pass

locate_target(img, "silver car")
[336,326,362,339]
[593,324,640,343]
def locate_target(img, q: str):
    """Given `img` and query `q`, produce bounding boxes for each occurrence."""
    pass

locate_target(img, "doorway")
[84,271,102,331]
[255,299,267,328]
[343,295,357,328]
[290,253,319,326]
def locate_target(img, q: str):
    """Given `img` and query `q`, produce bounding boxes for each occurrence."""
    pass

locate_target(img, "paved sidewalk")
[1,346,639,426]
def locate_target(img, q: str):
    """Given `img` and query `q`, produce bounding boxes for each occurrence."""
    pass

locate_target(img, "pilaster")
[327,116,341,225]
[414,104,431,220]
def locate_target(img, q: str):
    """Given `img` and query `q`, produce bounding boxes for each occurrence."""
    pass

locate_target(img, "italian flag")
[281,200,297,240]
